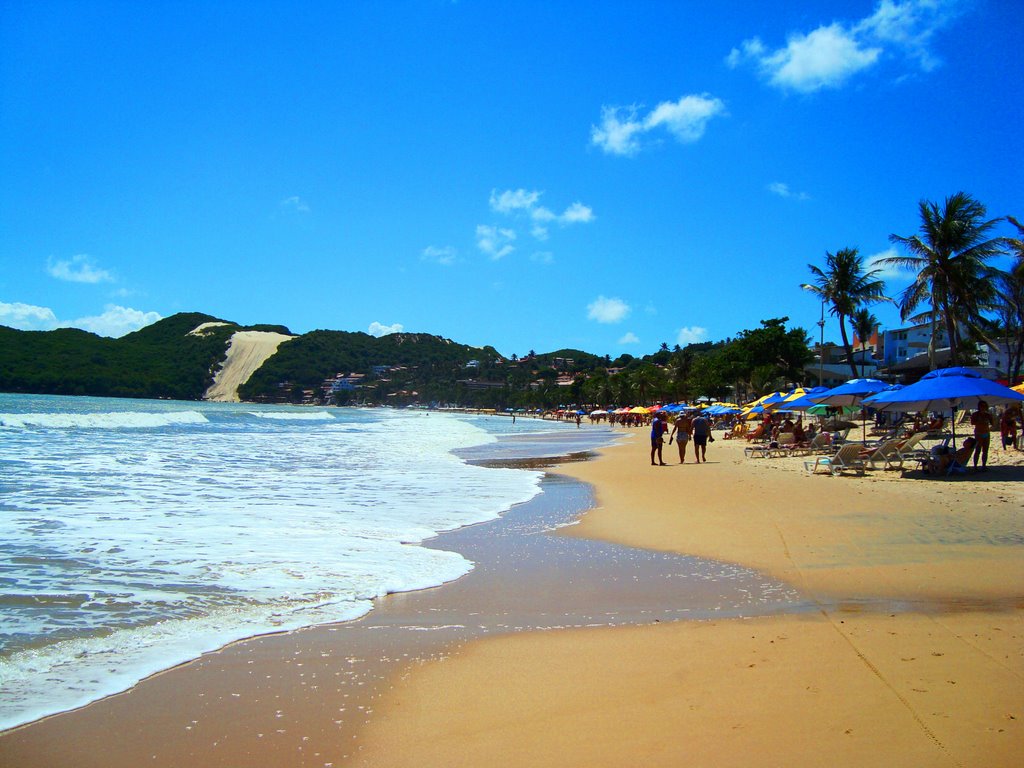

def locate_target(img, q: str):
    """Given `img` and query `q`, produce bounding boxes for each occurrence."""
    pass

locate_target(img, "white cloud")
[559,202,594,224]
[280,195,311,213]
[368,321,404,337]
[488,189,595,239]
[590,105,647,156]
[728,1,963,93]
[1,301,161,337]
[865,247,916,281]
[422,245,457,266]
[763,24,881,92]
[530,251,554,265]
[592,95,726,156]
[476,225,516,259]
[587,296,631,324]
[644,95,728,142]
[618,331,641,345]
[677,326,708,345]
[0,301,59,330]
[489,188,541,213]
[46,254,114,284]
[856,0,962,71]
[65,305,162,337]
[768,181,810,200]
[726,37,766,69]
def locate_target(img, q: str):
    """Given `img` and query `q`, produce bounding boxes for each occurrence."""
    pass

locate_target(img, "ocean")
[0,394,616,731]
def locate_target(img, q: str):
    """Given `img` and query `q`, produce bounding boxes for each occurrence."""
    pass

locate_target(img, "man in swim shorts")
[650,412,668,466]
[691,411,711,463]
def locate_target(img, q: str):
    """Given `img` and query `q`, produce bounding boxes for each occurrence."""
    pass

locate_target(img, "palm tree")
[1006,215,1024,277]
[882,192,1004,368]
[851,308,878,377]
[631,364,661,405]
[802,248,889,377]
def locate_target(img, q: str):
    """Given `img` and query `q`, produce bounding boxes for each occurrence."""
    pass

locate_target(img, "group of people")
[932,400,1021,473]
[649,411,713,465]
[967,399,1023,471]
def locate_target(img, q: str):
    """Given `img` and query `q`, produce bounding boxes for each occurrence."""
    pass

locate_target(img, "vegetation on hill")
[238,330,503,404]
[0,312,814,409]
[3,193,1019,408]
[2,313,245,400]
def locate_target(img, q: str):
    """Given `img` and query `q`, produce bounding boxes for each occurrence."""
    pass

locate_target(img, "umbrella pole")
[950,406,957,449]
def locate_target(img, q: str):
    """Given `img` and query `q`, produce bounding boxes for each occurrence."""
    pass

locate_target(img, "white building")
[880,323,951,368]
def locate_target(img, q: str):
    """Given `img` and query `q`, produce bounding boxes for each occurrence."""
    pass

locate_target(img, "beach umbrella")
[1013,382,1024,394]
[760,391,789,407]
[862,367,1024,446]
[810,378,887,407]
[776,386,829,411]
[811,378,887,442]
[744,392,782,409]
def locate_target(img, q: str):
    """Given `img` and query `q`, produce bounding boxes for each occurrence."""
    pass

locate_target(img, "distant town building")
[880,323,950,368]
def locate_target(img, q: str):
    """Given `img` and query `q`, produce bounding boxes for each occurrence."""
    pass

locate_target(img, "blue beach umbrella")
[810,378,888,407]
[811,378,888,442]
[862,367,1024,446]
[759,391,788,406]
[773,386,830,412]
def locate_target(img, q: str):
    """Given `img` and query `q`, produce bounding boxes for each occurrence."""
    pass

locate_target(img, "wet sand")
[353,434,1024,767]
[0,449,800,767]
[3,431,1022,767]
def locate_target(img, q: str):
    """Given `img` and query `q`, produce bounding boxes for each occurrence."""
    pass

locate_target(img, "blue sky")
[2,1,1021,358]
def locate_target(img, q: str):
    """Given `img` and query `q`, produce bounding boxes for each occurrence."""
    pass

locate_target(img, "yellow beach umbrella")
[1013,382,1024,394]
[765,387,811,410]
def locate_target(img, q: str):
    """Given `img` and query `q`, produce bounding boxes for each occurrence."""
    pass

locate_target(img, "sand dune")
[203,330,294,402]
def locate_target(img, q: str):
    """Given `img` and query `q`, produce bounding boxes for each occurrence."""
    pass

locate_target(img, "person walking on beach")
[668,412,692,464]
[691,411,712,463]
[650,412,668,466]
[970,399,996,470]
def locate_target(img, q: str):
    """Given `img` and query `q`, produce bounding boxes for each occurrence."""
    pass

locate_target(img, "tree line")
[803,192,1024,381]
[2,192,1018,408]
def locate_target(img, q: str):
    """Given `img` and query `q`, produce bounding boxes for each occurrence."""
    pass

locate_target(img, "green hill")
[0,313,239,399]
[238,329,503,403]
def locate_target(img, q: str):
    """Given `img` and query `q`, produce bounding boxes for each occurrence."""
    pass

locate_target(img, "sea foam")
[0,397,555,731]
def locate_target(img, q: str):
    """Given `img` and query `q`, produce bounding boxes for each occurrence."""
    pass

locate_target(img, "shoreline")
[353,434,1024,767]
[0,435,801,766]
[3,428,1022,766]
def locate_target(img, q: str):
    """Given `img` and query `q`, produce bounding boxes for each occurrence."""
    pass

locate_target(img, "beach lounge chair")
[894,431,930,465]
[744,442,773,458]
[769,432,798,457]
[804,443,867,476]
[863,438,906,470]
[801,432,832,455]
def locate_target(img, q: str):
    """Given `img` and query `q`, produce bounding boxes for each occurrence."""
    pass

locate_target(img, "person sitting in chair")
[928,437,977,475]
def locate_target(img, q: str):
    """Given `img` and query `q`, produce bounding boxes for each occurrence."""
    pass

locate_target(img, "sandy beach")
[2,428,1022,767]
[354,432,1024,767]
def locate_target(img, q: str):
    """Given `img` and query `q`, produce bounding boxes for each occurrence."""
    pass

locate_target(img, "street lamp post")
[817,299,825,386]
